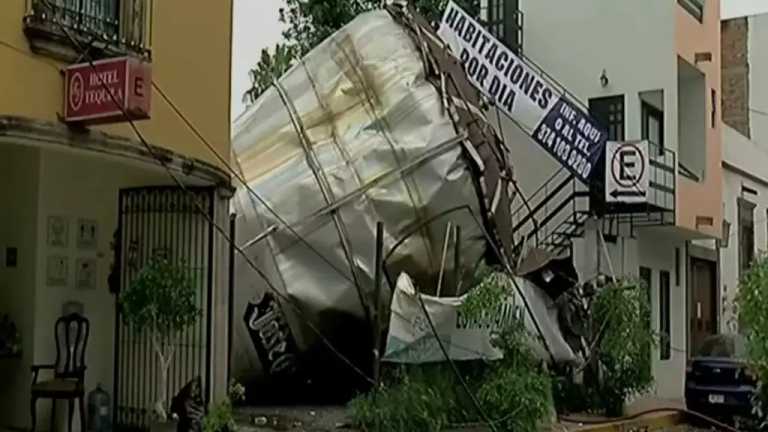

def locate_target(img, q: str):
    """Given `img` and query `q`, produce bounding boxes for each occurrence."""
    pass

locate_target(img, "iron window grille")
[25,0,152,58]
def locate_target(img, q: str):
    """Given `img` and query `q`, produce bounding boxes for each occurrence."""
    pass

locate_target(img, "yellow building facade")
[0,1,233,430]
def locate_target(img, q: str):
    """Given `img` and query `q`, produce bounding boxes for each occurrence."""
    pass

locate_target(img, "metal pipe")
[372,222,384,386]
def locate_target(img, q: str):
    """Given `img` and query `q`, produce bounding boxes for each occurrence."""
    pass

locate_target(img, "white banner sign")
[605,140,650,203]
[437,1,607,183]
[383,273,577,364]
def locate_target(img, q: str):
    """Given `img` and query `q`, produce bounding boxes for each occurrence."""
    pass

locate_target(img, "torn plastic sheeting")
[230,8,513,393]
[384,272,579,364]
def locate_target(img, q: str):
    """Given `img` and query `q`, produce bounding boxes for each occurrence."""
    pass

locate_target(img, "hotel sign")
[63,57,151,124]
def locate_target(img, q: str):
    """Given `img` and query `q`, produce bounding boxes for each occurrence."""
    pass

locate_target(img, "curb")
[566,411,684,432]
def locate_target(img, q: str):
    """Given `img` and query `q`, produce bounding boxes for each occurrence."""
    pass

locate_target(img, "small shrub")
[350,270,553,432]
[202,380,246,432]
[738,256,768,429]
[592,278,655,416]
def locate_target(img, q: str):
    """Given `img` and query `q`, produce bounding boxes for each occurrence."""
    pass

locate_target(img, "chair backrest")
[53,313,89,379]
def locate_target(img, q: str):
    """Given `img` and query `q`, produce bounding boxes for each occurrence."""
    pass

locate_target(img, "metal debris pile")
[230,4,582,402]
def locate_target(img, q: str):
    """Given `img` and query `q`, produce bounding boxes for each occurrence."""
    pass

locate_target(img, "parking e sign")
[605,140,650,203]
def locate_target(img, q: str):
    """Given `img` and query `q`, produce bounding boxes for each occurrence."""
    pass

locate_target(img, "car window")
[697,334,745,358]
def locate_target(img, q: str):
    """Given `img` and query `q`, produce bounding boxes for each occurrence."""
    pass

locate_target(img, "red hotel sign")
[63,57,151,124]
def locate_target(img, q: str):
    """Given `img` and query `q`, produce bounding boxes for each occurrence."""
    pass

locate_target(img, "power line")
[0,39,60,72]
[38,1,375,386]
[150,83,356,284]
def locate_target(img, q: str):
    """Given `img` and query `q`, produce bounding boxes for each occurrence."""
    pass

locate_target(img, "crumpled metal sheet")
[230,7,515,395]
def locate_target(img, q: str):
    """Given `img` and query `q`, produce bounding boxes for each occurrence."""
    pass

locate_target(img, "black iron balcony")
[24,0,152,62]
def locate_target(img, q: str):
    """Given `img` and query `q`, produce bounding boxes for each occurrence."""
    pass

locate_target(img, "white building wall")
[33,148,169,431]
[720,126,768,333]
[518,0,678,152]
[638,230,687,399]
[749,13,768,145]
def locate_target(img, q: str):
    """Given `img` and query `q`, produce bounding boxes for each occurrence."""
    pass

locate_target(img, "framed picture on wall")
[77,219,98,250]
[46,255,69,287]
[47,216,69,248]
[75,258,97,290]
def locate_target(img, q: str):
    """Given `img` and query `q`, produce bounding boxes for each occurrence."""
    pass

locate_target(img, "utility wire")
[150,83,355,284]
[0,39,60,71]
[40,1,375,386]
[414,291,499,432]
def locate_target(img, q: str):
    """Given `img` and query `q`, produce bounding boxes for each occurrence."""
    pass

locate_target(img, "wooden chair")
[31,313,89,432]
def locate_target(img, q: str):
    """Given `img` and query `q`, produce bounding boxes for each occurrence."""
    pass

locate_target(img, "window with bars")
[51,0,120,39]
[640,266,653,374]
[589,95,625,141]
[659,270,671,360]
[738,198,756,277]
[25,0,152,60]
[484,0,522,53]
[642,102,664,156]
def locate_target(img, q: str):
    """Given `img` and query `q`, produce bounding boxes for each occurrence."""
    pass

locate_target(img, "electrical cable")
[0,39,60,71]
[40,1,376,386]
[414,291,499,432]
[151,82,355,284]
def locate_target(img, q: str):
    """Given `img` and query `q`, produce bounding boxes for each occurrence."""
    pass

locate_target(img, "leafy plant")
[349,270,552,432]
[591,278,655,416]
[460,272,553,431]
[243,43,297,106]
[119,256,200,421]
[349,364,468,432]
[738,255,768,429]
[244,0,480,101]
[203,380,246,432]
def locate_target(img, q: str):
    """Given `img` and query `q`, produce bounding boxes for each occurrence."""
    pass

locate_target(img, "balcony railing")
[24,0,152,61]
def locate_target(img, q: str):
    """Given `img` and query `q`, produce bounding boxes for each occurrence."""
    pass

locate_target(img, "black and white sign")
[438,1,606,183]
[244,292,299,377]
[605,141,650,203]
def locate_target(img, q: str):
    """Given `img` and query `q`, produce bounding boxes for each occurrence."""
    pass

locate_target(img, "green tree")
[592,279,655,416]
[243,43,297,106]
[738,256,768,428]
[119,257,200,421]
[244,0,479,102]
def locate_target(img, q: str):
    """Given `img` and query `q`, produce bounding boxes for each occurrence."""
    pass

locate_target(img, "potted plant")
[119,255,200,431]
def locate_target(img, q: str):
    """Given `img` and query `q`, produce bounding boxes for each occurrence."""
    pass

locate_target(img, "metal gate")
[114,186,215,430]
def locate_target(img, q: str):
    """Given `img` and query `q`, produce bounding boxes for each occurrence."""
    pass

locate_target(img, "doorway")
[689,257,717,355]
[113,186,217,430]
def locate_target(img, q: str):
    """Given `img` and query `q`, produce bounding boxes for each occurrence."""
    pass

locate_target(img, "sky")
[230,0,285,122]
[230,0,768,122]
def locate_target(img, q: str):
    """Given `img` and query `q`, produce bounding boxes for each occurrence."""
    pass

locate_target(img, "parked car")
[685,334,757,419]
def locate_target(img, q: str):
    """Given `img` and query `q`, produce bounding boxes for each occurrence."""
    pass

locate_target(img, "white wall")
[720,126,768,333]
[749,13,768,146]
[0,144,40,429]
[33,148,169,430]
[519,0,678,151]
[638,229,688,399]
[501,0,681,249]
[571,221,687,399]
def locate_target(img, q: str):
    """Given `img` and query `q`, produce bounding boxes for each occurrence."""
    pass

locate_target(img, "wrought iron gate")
[114,186,215,430]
